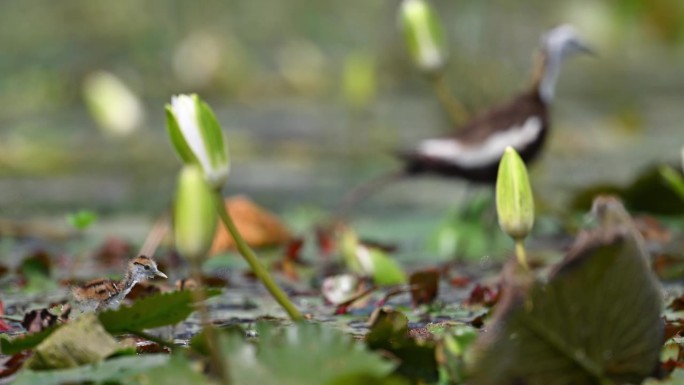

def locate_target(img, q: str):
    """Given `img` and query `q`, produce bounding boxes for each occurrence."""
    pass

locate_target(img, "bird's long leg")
[335,169,408,219]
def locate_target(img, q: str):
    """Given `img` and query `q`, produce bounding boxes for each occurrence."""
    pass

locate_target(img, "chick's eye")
[144,265,150,270]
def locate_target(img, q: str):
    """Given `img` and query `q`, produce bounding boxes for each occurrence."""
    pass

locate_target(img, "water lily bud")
[398,0,447,74]
[173,165,218,261]
[496,147,534,240]
[83,71,144,138]
[166,94,230,189]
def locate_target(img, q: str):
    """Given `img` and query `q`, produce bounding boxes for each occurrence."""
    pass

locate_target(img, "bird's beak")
[155,271,168,279]
[576,40,597,57]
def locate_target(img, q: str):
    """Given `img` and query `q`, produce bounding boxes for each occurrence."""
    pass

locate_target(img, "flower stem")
[191,262,231,385]
[429,73,469,126]
[213,193,303,320]
[514,239,529,271]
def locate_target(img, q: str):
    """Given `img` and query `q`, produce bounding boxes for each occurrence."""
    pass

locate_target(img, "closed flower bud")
[399,0,447,74]
[83,71,144,137]
[496,147,534,240]
[173,165,218,261]
[166,94,230,189]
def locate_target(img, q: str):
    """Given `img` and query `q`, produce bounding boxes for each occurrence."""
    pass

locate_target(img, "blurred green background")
[0,0,683,225]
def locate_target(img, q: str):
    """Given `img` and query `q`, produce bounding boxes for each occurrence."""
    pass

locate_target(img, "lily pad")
[215,321,396,385]
[99,289,221,334]
[469,196,663,384]
[27,314,119,370]
[13,354,169,385]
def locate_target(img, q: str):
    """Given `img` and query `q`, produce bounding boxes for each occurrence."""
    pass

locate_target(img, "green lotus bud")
[399,0,447,74]
[496,147,534,240]
[173,165,218,261]
[166,94,230,189]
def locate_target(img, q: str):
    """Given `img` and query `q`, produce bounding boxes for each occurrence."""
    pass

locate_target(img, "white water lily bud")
[496,147,534,240]
[166,94,230,189]
[83,71,144,137]
[399,0,447,74]
[173,165,218,261]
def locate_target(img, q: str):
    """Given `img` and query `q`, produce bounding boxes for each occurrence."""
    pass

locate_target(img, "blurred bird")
[339,24,594,213]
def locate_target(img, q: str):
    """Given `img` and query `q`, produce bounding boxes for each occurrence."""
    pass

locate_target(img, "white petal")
[171,95,213,177]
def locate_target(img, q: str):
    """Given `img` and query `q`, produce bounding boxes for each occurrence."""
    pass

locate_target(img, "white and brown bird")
[339,25,594,212]
[401,24,593,182]
[71,255,167,312]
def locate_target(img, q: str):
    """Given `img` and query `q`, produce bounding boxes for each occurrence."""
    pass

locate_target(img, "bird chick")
[71,255,167,312]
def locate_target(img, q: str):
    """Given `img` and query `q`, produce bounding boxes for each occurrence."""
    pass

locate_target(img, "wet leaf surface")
[26,314,118,370]
[99,289,221,334]
[12,354,169,385]
[470,198,664,385]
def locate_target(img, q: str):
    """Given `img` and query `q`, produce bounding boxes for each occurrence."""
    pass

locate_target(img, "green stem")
[191,263,231,385]
[429,73,469,126]
[213,193,303,321]
[514,239,529,271]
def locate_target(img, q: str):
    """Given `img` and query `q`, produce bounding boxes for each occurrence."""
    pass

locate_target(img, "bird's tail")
[335,169,408,218]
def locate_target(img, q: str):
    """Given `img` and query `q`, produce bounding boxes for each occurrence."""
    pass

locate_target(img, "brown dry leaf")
[209,195,292,255]
[409,269,440,307]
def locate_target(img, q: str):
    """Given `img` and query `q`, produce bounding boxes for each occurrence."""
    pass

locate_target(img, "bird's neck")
[117,270,138,298]
[531,50,562,104]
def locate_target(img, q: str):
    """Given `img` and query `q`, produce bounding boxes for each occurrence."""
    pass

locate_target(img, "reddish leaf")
[662,359,684,373]
[0,301,12,332]
[409,269,440,306]
[284,238,305,263]
[449,275,471,288]
[465,284,500,307]
[669,295,684,311]
[0,351,31,379]
[315,225,336,257]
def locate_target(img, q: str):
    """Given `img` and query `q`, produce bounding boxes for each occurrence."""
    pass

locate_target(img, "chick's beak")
[576,40,597,57]
[155,270,168,279]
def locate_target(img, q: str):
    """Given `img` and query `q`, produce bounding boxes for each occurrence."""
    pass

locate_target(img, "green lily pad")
[99,289,221,334]
[469,197,663,384]
[1,326,58,356]
[27,314,119,370]
[217,321,396,385]
[13,354,169,385]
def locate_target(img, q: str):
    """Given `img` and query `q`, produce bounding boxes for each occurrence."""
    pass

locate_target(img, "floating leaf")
[1,326,58,356]
[13,354,168,385]
[366,308,439,383]
[26,314,119,370]
[217,321,396,385]
[65,210,98,231]
[469,197,663,384]
[341,229,406,286]
[130,353,213,385]
[210,195,293,254]
[99,289,221,334]
[409,269,439,306]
